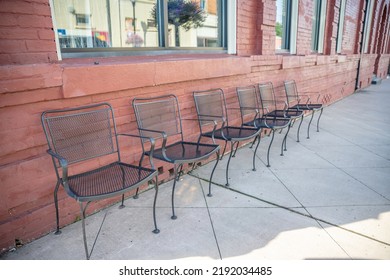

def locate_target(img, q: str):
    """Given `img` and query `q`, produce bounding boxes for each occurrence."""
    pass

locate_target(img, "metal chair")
[236,85,291,167]
[284,80,324,139]
[132,94,220,220]
[193,88,261,186]
[41,103,159,260]
[258,82,304,148]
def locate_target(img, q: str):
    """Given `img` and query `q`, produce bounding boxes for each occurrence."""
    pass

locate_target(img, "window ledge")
[61,54,251,98]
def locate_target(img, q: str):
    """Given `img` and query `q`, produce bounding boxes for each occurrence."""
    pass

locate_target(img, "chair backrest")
[236,85,260,122]
[132,94,183,142]
[193,88,228,127]
[283,80,299,104]
[41,103,118,167]
[258,82,277,115]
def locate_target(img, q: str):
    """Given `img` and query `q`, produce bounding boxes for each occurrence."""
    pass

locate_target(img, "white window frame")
[50,0,230,60]
[289,0,298,54]
[317,0,327,53]
[336,0,346,54]
[363,0,374,53]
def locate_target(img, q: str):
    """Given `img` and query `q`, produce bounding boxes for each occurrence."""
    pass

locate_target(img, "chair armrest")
[47,149,68,182]
[136,128,173,162]
[117,133,156,168]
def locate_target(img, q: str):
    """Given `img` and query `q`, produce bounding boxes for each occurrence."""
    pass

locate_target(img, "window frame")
[311,0,327,53]
[275,0,298,54]
[50,0,232,60]
[362,0,374,53]
[336,0,346,54]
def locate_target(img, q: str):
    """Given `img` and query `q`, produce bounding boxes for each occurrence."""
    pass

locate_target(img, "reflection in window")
[336,0,346,53]
[51,0,225,56]
[311,0,326,53]
[275,0,291,51]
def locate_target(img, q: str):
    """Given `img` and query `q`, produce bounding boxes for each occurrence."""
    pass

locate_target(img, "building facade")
[0,0,389,253]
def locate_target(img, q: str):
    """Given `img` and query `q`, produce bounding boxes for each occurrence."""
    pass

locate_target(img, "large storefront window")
[51,0,227,58]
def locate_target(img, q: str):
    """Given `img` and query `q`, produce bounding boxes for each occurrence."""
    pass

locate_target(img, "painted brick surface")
[0,0,389,253]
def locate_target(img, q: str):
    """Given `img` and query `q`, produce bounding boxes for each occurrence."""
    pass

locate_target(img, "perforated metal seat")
[193,88,261,186]
[67,162,156,200]
[41,103,159,260]
[132,94,220,220]
[284,80,324,139]
[148,141,218,163]
[258,82,304,143]
[236,85,291,167]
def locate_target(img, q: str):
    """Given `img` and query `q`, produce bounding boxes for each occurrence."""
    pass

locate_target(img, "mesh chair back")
[41,103,117,167]
[236,86,259,118]
[132,95,182,141]
[193,88,227,126]
[284,80,299,104]
[258,82,276,114]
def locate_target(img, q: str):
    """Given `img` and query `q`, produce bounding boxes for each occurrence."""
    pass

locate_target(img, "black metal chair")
[41,103,159,260]
[193,88,261,186]
[236,85,291,167]
[132,94,220,220]
[284,80,324,139]
[258,82,304,148]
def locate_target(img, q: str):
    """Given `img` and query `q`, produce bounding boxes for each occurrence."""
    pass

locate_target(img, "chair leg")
[171,164,181,220]
[266,130,275,167]
[297,115,303,142]
[316,108,324,132]
[307,111,315,139]
[249,136,257,149]
[207,150,221,197]
[54,181,61,235]
[79,201,91,260]
[134,155,145,200]
[152,177,160,234]
[220,141,227,160]
[176,165,184,181]
[232,141,240,157]
[225,141,235,187]
[281,124,291,156]
[252,135,261,171]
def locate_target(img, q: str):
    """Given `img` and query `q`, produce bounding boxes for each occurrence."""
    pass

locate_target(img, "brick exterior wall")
[0,0,390,253]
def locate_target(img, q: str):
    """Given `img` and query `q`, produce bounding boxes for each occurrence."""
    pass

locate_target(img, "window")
[51,0,228,59]
[311,0,327,53]
[275,0,298,54]
[336,0,346,53]
[362,0,374,53]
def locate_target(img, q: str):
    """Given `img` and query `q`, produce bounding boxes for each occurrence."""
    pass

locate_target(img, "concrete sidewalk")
[2,79,390,260]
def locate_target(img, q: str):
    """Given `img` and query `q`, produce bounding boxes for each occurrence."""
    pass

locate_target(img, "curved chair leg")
[207,150,221,197]
[307,111,315,139]
[316,108,324,132]
[134,155,145,200]
[80,201,92,260]
[232,141,240,157]
[297,115,303,142]
[249,136,257,149]
[252,135,261,171]
[225,141,235,187]
[171,164,181,220]
[54,181,61,235]
[220,141,227,160]
[267,130,275,167]
[281,123,291,156]
[152,177,160,234]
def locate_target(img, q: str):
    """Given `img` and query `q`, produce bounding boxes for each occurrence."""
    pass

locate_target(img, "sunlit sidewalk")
[2,78,390,260]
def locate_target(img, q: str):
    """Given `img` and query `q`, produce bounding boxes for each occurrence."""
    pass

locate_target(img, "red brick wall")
[0,0,58,65]
[1,0,390,253]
